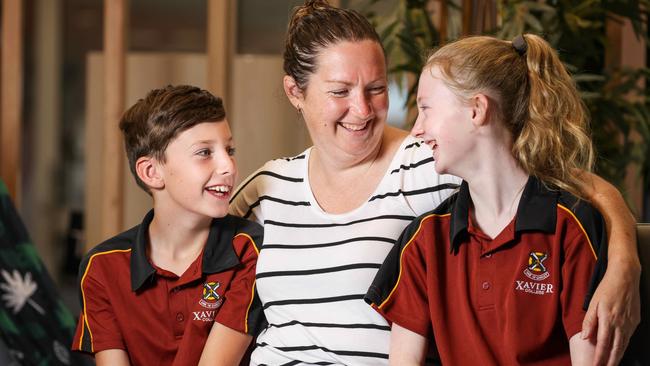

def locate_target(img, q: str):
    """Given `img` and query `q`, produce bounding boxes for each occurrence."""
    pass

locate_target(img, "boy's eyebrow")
[188,137,233,148]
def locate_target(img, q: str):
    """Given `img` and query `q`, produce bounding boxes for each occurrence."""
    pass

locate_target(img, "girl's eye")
[196,149,212,157]
[330,89,349,97]
[227,147,236,156]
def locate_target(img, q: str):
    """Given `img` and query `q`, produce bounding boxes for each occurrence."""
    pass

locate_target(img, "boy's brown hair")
[119,85,226,192]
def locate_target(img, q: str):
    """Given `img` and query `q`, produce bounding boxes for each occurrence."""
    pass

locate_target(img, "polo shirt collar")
[130,210,241,292]
[449,176,558,254]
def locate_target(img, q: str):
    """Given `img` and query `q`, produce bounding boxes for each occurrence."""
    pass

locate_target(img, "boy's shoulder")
[214,214,264,251]
[78,224,140,283]
[83,225,138,258]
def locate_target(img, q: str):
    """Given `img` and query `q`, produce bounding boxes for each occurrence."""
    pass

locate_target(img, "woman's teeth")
[340,122,368,131]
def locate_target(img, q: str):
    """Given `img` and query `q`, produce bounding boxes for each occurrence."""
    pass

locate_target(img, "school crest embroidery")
[524,251,550,281]
[199,282,223,310]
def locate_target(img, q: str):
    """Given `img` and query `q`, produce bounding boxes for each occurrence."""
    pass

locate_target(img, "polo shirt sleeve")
[365,216,432,337]
[214,222,265,336]
[559,200,608,339]
[72,254,126,354]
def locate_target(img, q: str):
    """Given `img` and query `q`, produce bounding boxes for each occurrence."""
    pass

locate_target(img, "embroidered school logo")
[523,251,550,281]
[199,282,223,310]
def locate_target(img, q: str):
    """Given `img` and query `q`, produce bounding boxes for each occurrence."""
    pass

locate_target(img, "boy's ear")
[470,93,490,127]
[283,75,305,111]
[135,156,164,190]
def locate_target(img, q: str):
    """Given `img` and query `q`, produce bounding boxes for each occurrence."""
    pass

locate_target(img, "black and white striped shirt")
[230,136,460,366]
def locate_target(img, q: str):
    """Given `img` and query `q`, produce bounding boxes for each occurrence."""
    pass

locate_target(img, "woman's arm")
[96,349,130,366]
[389,323,428,366]
[579,172,641,366]
[198,323,252,366]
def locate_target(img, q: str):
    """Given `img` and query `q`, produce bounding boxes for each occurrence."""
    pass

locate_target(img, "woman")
[201,1,640,365]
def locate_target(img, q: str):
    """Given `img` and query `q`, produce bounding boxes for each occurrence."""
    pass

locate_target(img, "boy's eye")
[227,147,236,156]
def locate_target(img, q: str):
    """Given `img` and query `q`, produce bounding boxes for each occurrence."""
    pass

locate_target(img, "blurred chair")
[626,223,649,364]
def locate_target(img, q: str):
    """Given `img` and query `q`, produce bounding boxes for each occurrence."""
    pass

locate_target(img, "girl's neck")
[463,145,529,239]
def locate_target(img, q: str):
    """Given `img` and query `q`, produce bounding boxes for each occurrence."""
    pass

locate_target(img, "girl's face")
[411,66,477,176]
[289,40,389,162]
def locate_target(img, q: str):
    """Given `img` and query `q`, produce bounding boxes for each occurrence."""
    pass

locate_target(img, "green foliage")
[55,300,77,332]
[364,0,650,194]
[0,309,19,334]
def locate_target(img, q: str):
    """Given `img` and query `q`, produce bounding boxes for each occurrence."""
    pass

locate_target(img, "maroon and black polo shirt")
[365,177,607,365]
[71,210,264,366]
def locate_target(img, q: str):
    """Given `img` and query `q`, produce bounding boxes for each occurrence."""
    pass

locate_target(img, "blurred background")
[0,1,648,362]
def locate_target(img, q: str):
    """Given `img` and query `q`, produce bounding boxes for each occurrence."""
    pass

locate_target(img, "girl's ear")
[135,156,164,191]
[283,75,305,111]
[470,93,490,127]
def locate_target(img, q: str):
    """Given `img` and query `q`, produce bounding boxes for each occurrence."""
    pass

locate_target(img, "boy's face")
[156,120,236,220]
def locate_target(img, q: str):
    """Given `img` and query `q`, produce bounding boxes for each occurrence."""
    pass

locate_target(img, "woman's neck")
[308,127,406,214]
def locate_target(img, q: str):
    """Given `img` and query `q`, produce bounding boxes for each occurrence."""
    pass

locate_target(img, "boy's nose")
[215,153,235,176]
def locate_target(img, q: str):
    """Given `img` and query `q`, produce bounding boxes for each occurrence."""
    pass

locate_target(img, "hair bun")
[304,0,329,8]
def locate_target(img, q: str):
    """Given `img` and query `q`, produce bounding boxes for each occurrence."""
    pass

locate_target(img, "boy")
[72,85,264,366]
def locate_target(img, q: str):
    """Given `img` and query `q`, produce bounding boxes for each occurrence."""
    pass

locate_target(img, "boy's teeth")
[340,122,367,131]
[207,185,230,193]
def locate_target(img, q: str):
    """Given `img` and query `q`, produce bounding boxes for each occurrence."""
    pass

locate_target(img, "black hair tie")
[512,35,527,56]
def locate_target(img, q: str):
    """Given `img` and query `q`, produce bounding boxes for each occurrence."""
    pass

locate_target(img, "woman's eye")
[227,147,236,156]
[369,86,386,95]
[330,89,348,97]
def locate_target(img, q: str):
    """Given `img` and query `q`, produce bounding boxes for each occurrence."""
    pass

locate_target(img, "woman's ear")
[470,93,490,127]
[283,75,305,112]
[135,156,164,191]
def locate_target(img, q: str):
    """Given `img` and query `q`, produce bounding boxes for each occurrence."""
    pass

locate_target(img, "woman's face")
[290,40,389,161]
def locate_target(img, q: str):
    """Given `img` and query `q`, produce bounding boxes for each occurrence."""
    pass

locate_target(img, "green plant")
[361,0,650,207]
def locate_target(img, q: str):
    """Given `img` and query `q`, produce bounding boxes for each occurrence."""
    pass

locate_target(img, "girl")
[366,34,612,365]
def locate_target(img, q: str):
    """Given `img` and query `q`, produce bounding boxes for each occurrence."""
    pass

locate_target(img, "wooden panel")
[207,0,231,100]
[231,55,310,182]
[462,0,496,36]
[1,0,24,204]
[101,0,127,239]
